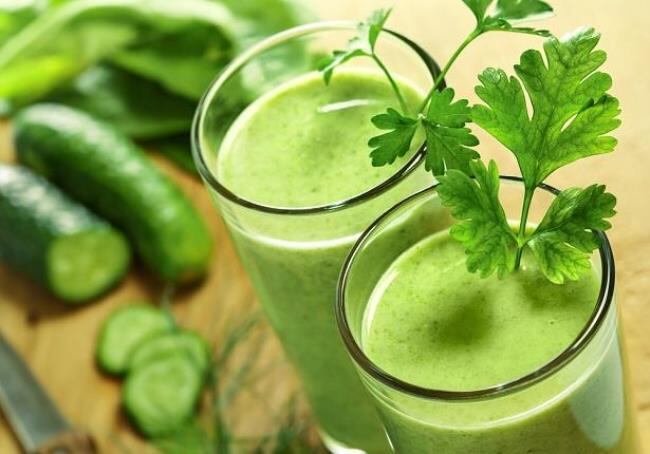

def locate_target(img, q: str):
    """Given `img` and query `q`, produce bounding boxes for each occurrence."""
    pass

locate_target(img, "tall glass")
[192,22,440,453]
[337,179,641,453]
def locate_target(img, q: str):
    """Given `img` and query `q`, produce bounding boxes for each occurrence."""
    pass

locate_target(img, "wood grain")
[1,0,649,452]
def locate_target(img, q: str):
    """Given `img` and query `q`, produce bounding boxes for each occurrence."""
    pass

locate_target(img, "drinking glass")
[337,179,641,453]
[193,22,440,453]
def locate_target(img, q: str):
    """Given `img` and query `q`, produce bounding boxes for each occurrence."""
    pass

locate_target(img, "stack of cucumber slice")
[97,304,211,438]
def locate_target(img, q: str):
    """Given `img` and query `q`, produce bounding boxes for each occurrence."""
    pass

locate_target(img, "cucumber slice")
[48,229,130,302]
[97,304,173,375]
[128,331,210,376]
[0,164,130,302]
[123,356,203,438]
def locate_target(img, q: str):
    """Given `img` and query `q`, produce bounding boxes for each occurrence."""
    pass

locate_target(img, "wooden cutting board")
[1,0,649,452]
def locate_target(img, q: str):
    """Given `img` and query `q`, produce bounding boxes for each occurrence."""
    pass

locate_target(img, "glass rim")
[191,20,443,215]
[336,176,616,401]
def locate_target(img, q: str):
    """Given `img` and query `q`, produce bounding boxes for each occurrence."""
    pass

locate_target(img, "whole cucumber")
[14,104,213,283]
[0,164,130,302]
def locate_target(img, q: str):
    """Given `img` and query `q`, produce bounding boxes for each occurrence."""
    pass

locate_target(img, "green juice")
[217,69,428,452]
[362,230,639,453]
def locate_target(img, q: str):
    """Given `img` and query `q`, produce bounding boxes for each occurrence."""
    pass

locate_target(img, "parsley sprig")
[439,28,620,283]
[320,0,554,176]
[320,2,621,284]
[319,9,410,113]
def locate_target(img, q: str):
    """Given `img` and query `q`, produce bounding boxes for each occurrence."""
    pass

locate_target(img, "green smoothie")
[216,69,428,452]
[363,230,639,453]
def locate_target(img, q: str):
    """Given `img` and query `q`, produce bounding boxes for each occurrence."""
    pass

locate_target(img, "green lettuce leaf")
[48,65,195,139]
[0,0,240,104]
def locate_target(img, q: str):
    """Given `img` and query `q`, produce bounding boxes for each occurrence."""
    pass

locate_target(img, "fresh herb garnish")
[322,4,621,284]
[526,184,616,283]
[438,28,620,283]
[472,28,619,188]
[465,0,553,37]
[318,9,409,113]
[320,0,553,176]
[437,160,518,278]
[422,88,480,176]
[368,108,419,165]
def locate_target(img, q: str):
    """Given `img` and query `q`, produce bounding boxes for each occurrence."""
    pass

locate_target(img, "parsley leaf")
[436,162,617,282]
[527,238,591,284]
[492,0,554,21]
[462,0,493,23]
[482,19,551,38]
[526,184,616,283]
[473,28,622,188]
[437,160,518,278]
[423,87,479,176]
[318,9,391,84]
[368,108,419,166]
[368,88,479,175]
[463,0,553,36]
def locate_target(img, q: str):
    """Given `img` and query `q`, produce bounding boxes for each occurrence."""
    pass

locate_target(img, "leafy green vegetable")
[472,28,621,188]
[0,56,79,113]
[0,0,312,147]
[0,0,239,104]
[0,1,42,43]
[423,88,479,175]
[110,18,235,100]
[48,65,195,139]
[438,29,620,283]
[219,0,315,103]
[219,0,315,47]
[438,160,518,278]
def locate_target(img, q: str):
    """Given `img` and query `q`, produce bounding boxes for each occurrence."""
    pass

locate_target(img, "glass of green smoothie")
[337,180,641,453]
[192,22,440,452]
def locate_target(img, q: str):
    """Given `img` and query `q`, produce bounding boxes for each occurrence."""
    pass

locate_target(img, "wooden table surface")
[1,0,649,452]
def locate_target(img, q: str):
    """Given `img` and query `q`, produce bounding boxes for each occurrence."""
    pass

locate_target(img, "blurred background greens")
[0,0,315,172]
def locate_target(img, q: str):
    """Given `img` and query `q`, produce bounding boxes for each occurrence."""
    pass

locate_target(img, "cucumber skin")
[0,164,129,302]
[14,104,213,283]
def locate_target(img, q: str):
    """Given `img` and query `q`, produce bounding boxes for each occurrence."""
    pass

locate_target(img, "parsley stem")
[515,186,535,270]
[372,54,409,114]
[417,28,482,114]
